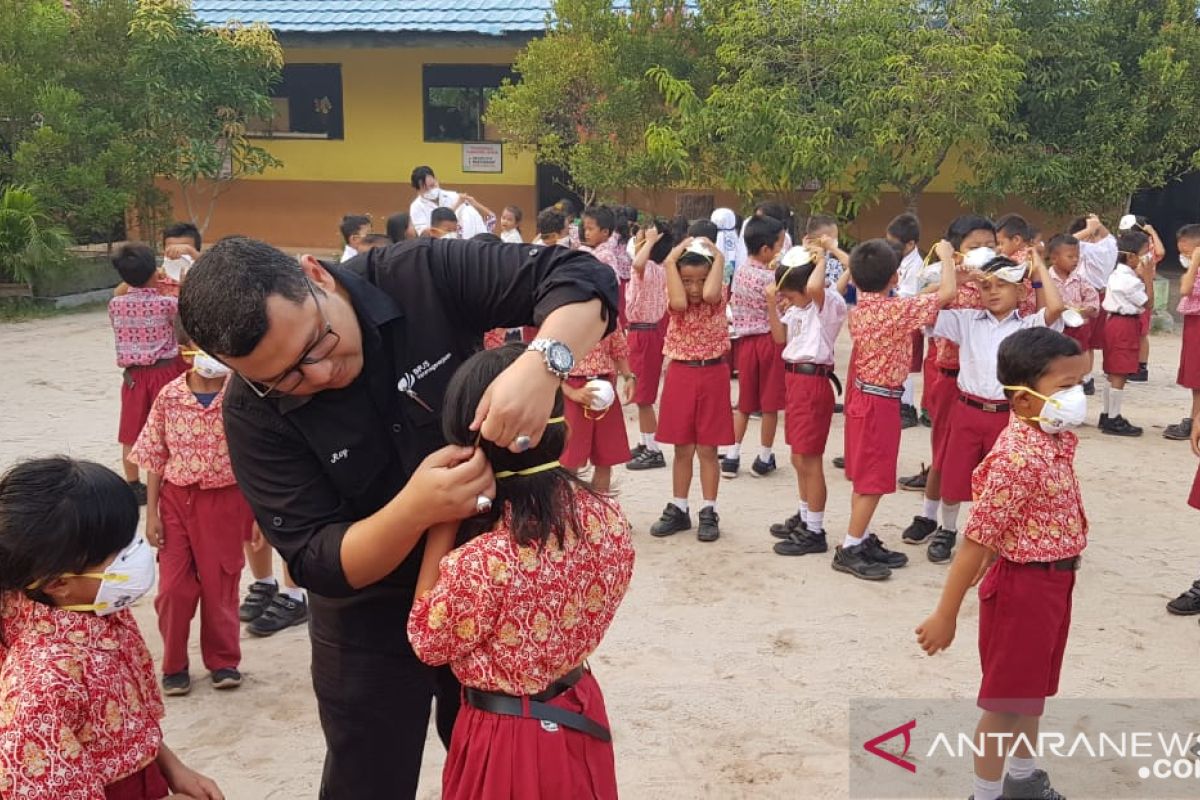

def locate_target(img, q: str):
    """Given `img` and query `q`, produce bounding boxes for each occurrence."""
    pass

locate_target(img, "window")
[249,64,344,140]
[423,65,514,143]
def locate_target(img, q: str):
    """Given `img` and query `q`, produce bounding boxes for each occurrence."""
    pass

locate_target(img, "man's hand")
[915,612,957,656]
[472,352,562,452]
[403,446,496,529]
[146,510,163,549]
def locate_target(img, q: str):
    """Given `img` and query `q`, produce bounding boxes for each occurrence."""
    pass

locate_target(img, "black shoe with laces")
[770,512,806,539]
[774,529,828,556]
[1167,580,1200,615]
[650,504,691,537]
[863,533,908,568]
[127,480,148,506]
[898,465,928,492]
[901,515,938,544]
[927,528,957,563]
[239,580,279,622]
[697,507,720,542]
[1102,415,1143,437]
[1002,768,1064,800]
[629,443,646,460]
[900,404,919,429]
[626,448,666,470]
[832,543,891,581]
[247,593,309,637]
[751,455,777,477]
[1164,418,1193,441]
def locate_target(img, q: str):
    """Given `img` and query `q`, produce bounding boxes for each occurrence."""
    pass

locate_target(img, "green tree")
[486,0,714,205]
[0,185,71,287]
[127,0,283,234]
[967,0,1200,215]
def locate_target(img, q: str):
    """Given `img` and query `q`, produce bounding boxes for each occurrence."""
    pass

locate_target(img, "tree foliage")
[0,186,71,286]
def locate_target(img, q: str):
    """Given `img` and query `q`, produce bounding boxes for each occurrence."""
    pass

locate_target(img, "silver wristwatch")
[526,338,574,380]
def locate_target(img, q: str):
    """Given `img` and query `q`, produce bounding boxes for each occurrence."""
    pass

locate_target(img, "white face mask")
[422,188,440,202]
[962,247,998,270]
[161,255,192,283]
[192,352,231,379]
[61,537,157,616]
[1004,384,1087,434]
[440,231,459,240]
[1180,253,1192,270]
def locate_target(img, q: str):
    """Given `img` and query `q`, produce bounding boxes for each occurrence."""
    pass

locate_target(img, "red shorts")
[1064,317,1096,351]
[921,339,938,411]
[1102,313,1141,376]
[443,670,617,800]
[118,358,186,445]
[977,558,1076,716]
[784,368,836,456]
[627,320,667,406]
[1178,315,1200,390]
[909,330,924,374]
[735,333,786,413]
[936,395,1010,503]
[105,762,170,800]
[561,376,630,469]
[1139,306,1152,337]
[844,390,901,495]
[657,361,734,447]
[927,369,960,465]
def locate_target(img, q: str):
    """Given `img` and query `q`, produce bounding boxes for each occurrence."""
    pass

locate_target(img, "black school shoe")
[626,448,666,470]
[832,543,891,580]
[1100,415,1143,437]
[863,533,908,568]
[1163,417,1193,441]
[1129,363,1149,383]
[898,465,928,492]
[770,512,807,539]
[1003,768,1064,800]
[162,671,191,697]
[774,529,828,556]
[901,515,938,544]
[211,668,243,690]
[697,507,720,542]
[650,504,691,537]
[900,404,919,429]
[127,480,148,506]
[247,593,309,637]
[720,456,740,479]
[1167,580,1200,615]
[927,528,957,563]
[239,579,279,622]
[751,455,777,477]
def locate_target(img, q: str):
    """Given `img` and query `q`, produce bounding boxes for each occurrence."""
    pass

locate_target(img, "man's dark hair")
[744,215,785,256]
[410,165,435,191]
[111,242,157,287]
[886,213,920,245]
[995,213,1034,242]
[998,328,1081,397]
[162,222,202,250]
[946,214,996,250]
[430,207,458,227]
[687,219,719,242]
[339,214,370,244]
[1046,233,1079,256]
[849,238,900,293]
[805,214,837,234]
[179,236,312,358]
[472,232,501,243]
[582,205,616,235]
[361,234,392,248]
[537,208,566,236]
[1177,223,1200,243]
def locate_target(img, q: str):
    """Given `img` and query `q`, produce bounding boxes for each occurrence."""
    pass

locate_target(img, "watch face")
[546,342,574,373]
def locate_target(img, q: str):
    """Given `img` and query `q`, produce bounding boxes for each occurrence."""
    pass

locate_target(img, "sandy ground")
[1,309,1197,800]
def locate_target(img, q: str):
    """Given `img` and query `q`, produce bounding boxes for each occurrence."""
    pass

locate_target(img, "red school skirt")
[118,357,187,445]
[443,671,617,800]
[1178,315,1200,390]
[657,360,735,447]
[105,761,170,800]
[1102,313,1141,376]
[561,376,631,470]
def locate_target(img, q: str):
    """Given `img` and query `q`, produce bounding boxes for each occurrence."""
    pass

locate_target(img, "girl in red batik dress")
[408,343,635,800]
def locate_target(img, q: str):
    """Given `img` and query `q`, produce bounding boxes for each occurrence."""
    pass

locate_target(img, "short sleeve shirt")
[729,259,774,337]
[781,292,847,365]
[663,301,729,361]
[107,289,179,368]
[129,375,238,489]
[849,293,941,388]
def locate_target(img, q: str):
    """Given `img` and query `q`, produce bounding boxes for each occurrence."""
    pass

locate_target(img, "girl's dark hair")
[503,205,523,224]
[441,344,599,548]
[946,214,996,250]
[774,260,815,292]
[0,457,138,605]
[386,212,413,242]
[1116,230,1150,266]
[648,220,676,263]
[613,206,634,244]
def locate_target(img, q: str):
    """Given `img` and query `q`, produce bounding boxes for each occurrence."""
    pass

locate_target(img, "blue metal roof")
[191,1,552,36]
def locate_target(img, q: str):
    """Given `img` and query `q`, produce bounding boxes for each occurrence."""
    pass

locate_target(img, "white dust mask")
[192,352,231,379]
[1180,253,1192,270]
[61,537,157,616]
[962,247,998,270]
[161,255,192,282]
[1003,384,1087,434]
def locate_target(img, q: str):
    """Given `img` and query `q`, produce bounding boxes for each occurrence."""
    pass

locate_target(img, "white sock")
[799,501,810,523]
[808,511,825,534]
[281,586,306,601]
[1007,757,1036,781]
[921,498,940,521]
[255,576,278,587]
[701,499,717,511]
[843,533,865,548]
[759,447,773,462]
[671,497,689,513]
[727,443,741,459]
[940,502,961,532]
[973,775,1004,800]
[1109,386,1124,417]
[901,376,914,405]
[644,434,661,453]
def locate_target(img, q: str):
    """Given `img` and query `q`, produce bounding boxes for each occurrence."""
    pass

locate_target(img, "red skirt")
[443,671,617,800]
[105,762,170,800]
[1102,313,1141,376]
[1178,315,1200,390]
[118,358,186,445]
[561,376,631,469]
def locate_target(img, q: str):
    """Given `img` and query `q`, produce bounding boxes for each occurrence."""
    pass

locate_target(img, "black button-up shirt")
[222,237,617,653]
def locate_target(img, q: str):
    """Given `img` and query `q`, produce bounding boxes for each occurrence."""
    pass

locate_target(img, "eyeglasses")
[239,279,341,399]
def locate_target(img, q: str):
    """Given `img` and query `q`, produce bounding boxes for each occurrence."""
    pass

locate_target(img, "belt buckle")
[982,402,1001,413]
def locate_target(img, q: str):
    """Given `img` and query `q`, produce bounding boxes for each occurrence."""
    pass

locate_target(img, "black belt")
[628,322,660,331]
[1108,312,1141,317]
[785,362,843,395]
[1016,556,1081,572]
[959,395,1011,413]
[854,378,904,399]
[675,357,725,367]
[940,367,960,378]
[463,666,612,742]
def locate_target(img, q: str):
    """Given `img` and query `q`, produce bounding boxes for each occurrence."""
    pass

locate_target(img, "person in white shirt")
[921,249,1064,564]
[1067,213,1118,393]
[887,212,926,428]
[338,214,371,263]
[1099,230,1156,436]
[765,246,849,556]
[408,165,489,237]
[498,206,524,243]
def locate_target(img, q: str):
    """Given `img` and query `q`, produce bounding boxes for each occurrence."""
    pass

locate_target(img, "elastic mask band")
[495,460,562,479]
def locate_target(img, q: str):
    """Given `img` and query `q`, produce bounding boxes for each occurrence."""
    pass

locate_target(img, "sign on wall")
[462,142,502,173]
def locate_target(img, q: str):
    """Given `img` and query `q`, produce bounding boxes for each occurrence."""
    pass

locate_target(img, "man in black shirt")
[179,236,616,799]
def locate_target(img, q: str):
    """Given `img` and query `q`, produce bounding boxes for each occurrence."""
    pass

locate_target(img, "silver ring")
[475,495,493,514]
[513,435,532,452]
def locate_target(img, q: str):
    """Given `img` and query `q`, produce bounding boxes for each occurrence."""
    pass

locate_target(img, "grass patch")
[0,297,108,323]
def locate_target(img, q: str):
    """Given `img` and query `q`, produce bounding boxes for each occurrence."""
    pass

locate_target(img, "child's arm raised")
[631,225,662,277]
[836,265,854,297]
[807,253,827,310]
[702,240,725,305]
[1031,249,1065,325]
[766,282,787,345]
[935,240,959,306]
[664,239,691,312]
[1182,252,1200,298]
[915,537,995,655]
[415,522,459,599]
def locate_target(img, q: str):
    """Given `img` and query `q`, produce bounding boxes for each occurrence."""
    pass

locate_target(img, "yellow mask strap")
[61,601,110,612]
[25,572,128,592]
[180,349,202,357]
[494,460,562,479]
[547,416,565,424]
[775,265,796,289]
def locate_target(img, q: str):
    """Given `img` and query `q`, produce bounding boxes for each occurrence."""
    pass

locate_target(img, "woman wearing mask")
[409,166,489,238]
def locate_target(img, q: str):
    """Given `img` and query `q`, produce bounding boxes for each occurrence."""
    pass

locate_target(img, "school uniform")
[1077,235,1119,345]
[625,258,669,406]
[730,258,786,414]
[844,293,941,494]
[1177,281,1200,389]
[928,285,983,468]
[897,249,929,375]
[781,292,847,455]
[657,300,734,446]
[561,332,632,470]
[108,288,186,446]
[130,375,252,677]
[967,418,1087,716]
[1101,263,1148,376]
[587,236,630,330]
[931,308,1058,504]
[1050,268,1100,351]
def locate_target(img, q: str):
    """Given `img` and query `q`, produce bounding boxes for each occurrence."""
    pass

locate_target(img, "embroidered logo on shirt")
[397,352,453,393]
[330,448,349,465]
